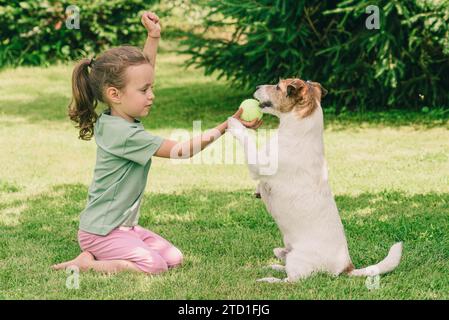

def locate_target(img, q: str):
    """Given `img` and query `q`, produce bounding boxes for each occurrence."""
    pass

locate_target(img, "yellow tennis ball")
[240,99,263,122]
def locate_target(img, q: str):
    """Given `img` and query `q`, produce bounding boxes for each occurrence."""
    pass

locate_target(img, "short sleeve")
[122,128,164,166]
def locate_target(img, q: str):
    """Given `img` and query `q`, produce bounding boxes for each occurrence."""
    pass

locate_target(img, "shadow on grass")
[0,183,448,298]
[323,108,449,131]
[1,183,448,266]
[1,68,447,130]
[0,81,274,129]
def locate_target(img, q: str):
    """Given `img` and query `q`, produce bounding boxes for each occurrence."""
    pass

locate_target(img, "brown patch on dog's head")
[254,78,327,119]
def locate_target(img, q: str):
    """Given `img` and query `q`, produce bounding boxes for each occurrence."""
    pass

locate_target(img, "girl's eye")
[276,85,280,90]
[140,85,154,94]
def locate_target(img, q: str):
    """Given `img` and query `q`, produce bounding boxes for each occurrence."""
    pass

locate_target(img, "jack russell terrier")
[227,78,402,282]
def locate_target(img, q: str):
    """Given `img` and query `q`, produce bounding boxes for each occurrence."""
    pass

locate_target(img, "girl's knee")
[163,246,183,268]
[151,260,169,274]
[138,255,169,274]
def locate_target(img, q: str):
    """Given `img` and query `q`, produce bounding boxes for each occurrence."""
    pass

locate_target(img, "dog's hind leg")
[284,251,315,282]
[267,264,286,272]
[258,256,314,283]
[256,277,287,283]
[273,247,289,261]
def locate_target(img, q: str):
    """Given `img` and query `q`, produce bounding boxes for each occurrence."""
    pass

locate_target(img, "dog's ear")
[286,80,305,98]
[309,81,328,99]
[317,83,328,98]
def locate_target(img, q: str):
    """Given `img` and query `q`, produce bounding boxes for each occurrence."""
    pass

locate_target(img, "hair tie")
[88,58,95,68]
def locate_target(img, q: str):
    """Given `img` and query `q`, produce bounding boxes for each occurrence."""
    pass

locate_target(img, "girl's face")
[109,63,155,121]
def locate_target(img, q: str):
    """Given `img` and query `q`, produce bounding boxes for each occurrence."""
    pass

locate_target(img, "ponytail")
[68,58,98,141]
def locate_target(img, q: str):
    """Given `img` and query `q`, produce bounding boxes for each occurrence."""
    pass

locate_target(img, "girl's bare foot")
[52,251,95,271]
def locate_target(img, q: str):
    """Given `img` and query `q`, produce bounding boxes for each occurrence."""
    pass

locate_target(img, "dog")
[227,78,402,282]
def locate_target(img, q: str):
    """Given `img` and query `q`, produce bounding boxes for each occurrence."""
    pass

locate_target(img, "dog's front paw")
[227,117,247,137]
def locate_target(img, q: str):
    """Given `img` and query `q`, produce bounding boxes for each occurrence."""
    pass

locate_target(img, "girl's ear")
[106,87,121,104]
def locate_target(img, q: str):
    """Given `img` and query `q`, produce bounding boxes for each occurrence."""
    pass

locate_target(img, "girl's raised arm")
[141,11,161,68]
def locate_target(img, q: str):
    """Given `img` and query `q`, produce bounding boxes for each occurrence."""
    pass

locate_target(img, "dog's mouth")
[253,95,273,109]
[259,101,273,109]
[255,98,273,109]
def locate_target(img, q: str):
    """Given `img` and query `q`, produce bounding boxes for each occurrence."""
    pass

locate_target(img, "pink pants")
[78,225,183,274]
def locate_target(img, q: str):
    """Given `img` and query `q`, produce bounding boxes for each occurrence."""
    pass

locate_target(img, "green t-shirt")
[79,109,164,236]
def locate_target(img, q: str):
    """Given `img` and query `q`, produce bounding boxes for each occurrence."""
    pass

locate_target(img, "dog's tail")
[347,242,403,277]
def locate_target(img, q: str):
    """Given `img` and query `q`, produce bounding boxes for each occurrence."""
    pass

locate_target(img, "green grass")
[0,40,448,299]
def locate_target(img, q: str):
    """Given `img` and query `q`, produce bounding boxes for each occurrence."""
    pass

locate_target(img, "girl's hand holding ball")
[239,99,263,122]
[230,100,263,130]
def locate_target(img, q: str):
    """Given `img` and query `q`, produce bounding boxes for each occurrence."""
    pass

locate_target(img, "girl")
[52,12,262,274]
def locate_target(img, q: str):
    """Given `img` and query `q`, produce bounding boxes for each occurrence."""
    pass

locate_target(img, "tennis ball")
[240,99,263,122]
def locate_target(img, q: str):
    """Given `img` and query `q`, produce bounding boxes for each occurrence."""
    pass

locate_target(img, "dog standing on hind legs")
[227,78,403,283]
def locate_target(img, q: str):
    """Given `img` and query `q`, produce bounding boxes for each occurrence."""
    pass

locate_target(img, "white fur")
[227,88,403,282]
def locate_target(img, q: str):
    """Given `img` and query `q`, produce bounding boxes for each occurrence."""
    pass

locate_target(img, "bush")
[181,0,449,111]
[0,0,158,68]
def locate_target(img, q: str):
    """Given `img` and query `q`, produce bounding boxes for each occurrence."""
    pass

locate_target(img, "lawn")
[0,40,448,299]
